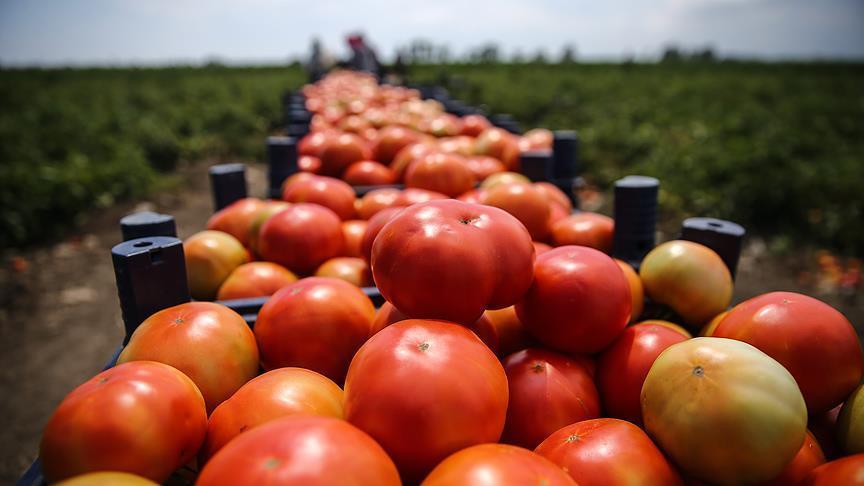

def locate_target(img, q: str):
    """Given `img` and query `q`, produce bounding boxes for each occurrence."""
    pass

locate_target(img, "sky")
[1,0,863,66]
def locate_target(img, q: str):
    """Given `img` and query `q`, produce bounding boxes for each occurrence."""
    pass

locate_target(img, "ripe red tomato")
[281,175,356,220]
[464,155,505,180]
[391,142,436,181]
[338,114,372,134]
[40,361,207,483]
[206,198,267,247]
[437,136,476,156]
[197,415,401,486]
[713,292,863,414]
[535,418,683,486]
[356,187,402,220]
[281,172,316,192]
[423,443,576,486]
[200,368,344,462]
[521,128,554,151]
[343,160,397,185]
[216,262,298,300]
[502,349,600,449]
[258,203,344,274]
[805,454,864,485]
[117,302,259,412]
[183,230,249,300]
[475,127,521,170]
[297,154,322,173]
[344,320,509,483]
[764,430,825,485]
[517,246,631,354]
[318,132,371,176]
[459,114,492,137]
[425,113,461,137]
[404,152,476,197]
[255,277,375,383]
[314,256,371,287]
[298,130,332,157]
[483,305,531,357]
[482,182,552,241]
[596,322,690,424]
[396,187,448,205]
[372,125,420,164]
[534,181,573,213]
[480,171,531,190]
[340,219,367,258]
[372,200,535,325]
[360,206,404,264]
[551,212,614,253]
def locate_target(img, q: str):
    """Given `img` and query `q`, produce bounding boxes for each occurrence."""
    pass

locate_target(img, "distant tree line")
[392,40,717,65]
[393,40,579,65]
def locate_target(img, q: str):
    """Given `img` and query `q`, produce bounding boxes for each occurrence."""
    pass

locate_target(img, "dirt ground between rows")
[0,161,861,483]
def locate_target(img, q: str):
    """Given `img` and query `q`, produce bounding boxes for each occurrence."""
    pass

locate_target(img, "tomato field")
[0,66,304,249]
[409,62,864,256]
[2,62,863,255]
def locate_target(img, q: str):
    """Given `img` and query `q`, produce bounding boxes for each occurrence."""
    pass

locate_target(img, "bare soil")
[0,161,860,483]
[0,161,266,482]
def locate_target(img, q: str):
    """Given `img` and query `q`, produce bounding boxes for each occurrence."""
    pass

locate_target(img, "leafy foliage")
[2,63,862,255]
[0,66,305,249]
[411,62,864,255]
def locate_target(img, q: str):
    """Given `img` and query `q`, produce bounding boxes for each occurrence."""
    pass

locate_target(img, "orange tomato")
[117,302,259,412]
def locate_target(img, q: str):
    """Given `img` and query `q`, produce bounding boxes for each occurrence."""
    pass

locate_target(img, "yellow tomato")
[641,337,807,484]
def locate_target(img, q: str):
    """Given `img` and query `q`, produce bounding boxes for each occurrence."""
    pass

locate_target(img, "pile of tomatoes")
[38,72,864,486]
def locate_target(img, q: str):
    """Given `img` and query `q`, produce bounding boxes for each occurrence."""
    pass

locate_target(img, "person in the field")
[346,34,380,77]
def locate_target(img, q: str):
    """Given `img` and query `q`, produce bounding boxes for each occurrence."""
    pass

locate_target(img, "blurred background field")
[0,66,304,248]
[2,61,862,257]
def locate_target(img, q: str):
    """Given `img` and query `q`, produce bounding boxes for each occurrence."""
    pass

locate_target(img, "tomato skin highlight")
[502,348,601,449]
[117,302,259,412]
[199,367,344,463]
[713,291,863,414]
[258,203,344,275]
[40,361,207,483]
[517,245,631,354]
[804,454,864,485]
[254,277,375,383]
[197,415,401,486]
[551,212,614,253]
[372,200,535,325]
[597,322,689,424]
[640,240,733,327]
[344,319,509,483]
[423,443,576,486]
[762,430,826,486]
[535,418,684,486]
[281,175,357,220]
[216,262,297,300]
